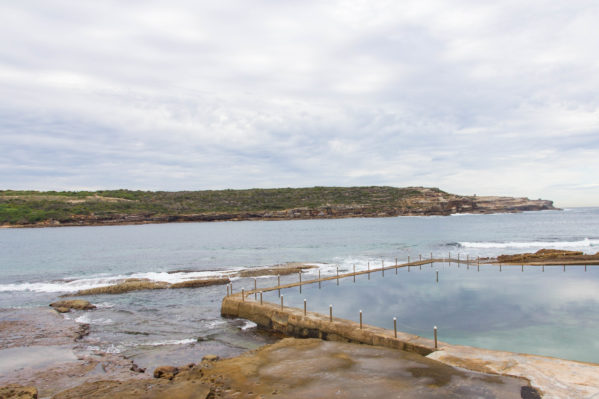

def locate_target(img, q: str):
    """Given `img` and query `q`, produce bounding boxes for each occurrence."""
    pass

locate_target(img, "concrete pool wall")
[221,259,599,398]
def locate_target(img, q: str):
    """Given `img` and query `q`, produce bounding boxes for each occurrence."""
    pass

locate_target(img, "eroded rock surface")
[428,343,599,399]
[496,249,599,264]
[51,338,533,398]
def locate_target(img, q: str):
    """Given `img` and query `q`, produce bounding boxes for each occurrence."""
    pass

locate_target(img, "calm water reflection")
[265,263,599,363]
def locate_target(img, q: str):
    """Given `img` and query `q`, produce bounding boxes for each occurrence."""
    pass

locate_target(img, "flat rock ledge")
[494,249,599,265]
[50,338,533,399]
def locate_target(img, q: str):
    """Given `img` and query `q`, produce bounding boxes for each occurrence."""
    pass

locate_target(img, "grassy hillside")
[0,186,445,225]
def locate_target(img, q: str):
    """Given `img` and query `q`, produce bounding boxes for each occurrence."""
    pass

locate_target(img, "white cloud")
[0,0,598,206]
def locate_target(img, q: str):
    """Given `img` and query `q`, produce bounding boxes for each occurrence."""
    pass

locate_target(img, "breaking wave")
[458,238,599,249]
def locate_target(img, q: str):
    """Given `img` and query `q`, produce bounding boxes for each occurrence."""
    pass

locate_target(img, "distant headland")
[0,186,557,228]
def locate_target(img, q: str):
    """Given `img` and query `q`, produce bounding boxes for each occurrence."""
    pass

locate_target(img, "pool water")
[264,262,599,363]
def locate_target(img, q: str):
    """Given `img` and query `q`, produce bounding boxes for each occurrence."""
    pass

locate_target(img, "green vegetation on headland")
[0,186,556,227]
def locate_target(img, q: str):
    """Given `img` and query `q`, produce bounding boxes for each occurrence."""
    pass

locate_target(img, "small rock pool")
[263,263,599,363]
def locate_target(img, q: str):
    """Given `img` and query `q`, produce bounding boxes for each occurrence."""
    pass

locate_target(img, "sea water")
[1,207,598,367]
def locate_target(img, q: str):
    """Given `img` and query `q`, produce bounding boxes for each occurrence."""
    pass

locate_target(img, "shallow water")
[265,263,599,363]
[1,208,598,367]
[0,345,76,374]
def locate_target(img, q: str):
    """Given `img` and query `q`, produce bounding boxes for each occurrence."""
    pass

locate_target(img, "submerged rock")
[49,300,95,312]
[170,278,229,289]
[235,263,318,277]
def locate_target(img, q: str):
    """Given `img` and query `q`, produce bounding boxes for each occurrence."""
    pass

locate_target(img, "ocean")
[1,208,598,368]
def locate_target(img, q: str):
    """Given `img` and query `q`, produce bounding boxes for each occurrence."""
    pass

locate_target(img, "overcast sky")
[1,1,598,207]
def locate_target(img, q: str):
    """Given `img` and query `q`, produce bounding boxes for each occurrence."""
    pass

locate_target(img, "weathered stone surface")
[0,308,85,349]
[235,263,318,277]
[49,300,95,311]
[201,355,219,362]
[153,366,179,380]
[497,249,599,264]
[0,384,37,399]
[195,338,531,398]
[428,343,599,399]
[170,278,229,289]
[66,279,170,296]
[52,380,210,399]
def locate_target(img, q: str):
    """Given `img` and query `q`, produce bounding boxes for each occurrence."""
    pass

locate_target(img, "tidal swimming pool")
[263,263,599,363]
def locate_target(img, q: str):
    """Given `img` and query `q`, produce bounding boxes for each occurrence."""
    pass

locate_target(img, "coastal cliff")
[0,186,556,227]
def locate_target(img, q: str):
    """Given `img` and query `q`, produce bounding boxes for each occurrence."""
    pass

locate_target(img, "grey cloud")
[0,1,598,205]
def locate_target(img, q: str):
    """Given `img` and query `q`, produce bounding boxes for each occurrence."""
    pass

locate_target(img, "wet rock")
[66,279,170,296]
[49,300,95,312]
[129,363,146,373]
[201,354,219,362]
[497,248,599,264]
[153,366,179,380]
[75,324,90,340]
[521,385,542,399]
[235,263,318,277]
[0,385,38,399]
[170,278,229,289]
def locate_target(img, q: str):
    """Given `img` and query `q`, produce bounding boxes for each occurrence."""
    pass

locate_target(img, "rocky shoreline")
[0,306,539,399]
[2,192,557,228]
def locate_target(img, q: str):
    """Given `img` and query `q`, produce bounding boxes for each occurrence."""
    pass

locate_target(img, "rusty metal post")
[242,288,245,302]
[434,326,438,349]
[254,278,257,300]
[329,305,333,322]
[359,310,362,329]
[393,317,397,338]
[280,295,283,310]
[260,291,263,305]
[304,299,307,316]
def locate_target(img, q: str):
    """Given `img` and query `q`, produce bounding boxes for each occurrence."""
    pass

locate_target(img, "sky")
[1,1,598,207]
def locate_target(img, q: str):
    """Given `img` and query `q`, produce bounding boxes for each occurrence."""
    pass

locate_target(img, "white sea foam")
[93,302,115,309]
[240,320,257,330]
[104,344,123,354]
[136,338,196,347]
[75,314,91,324]
[0,269,236,293]
[459,238,599,249]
